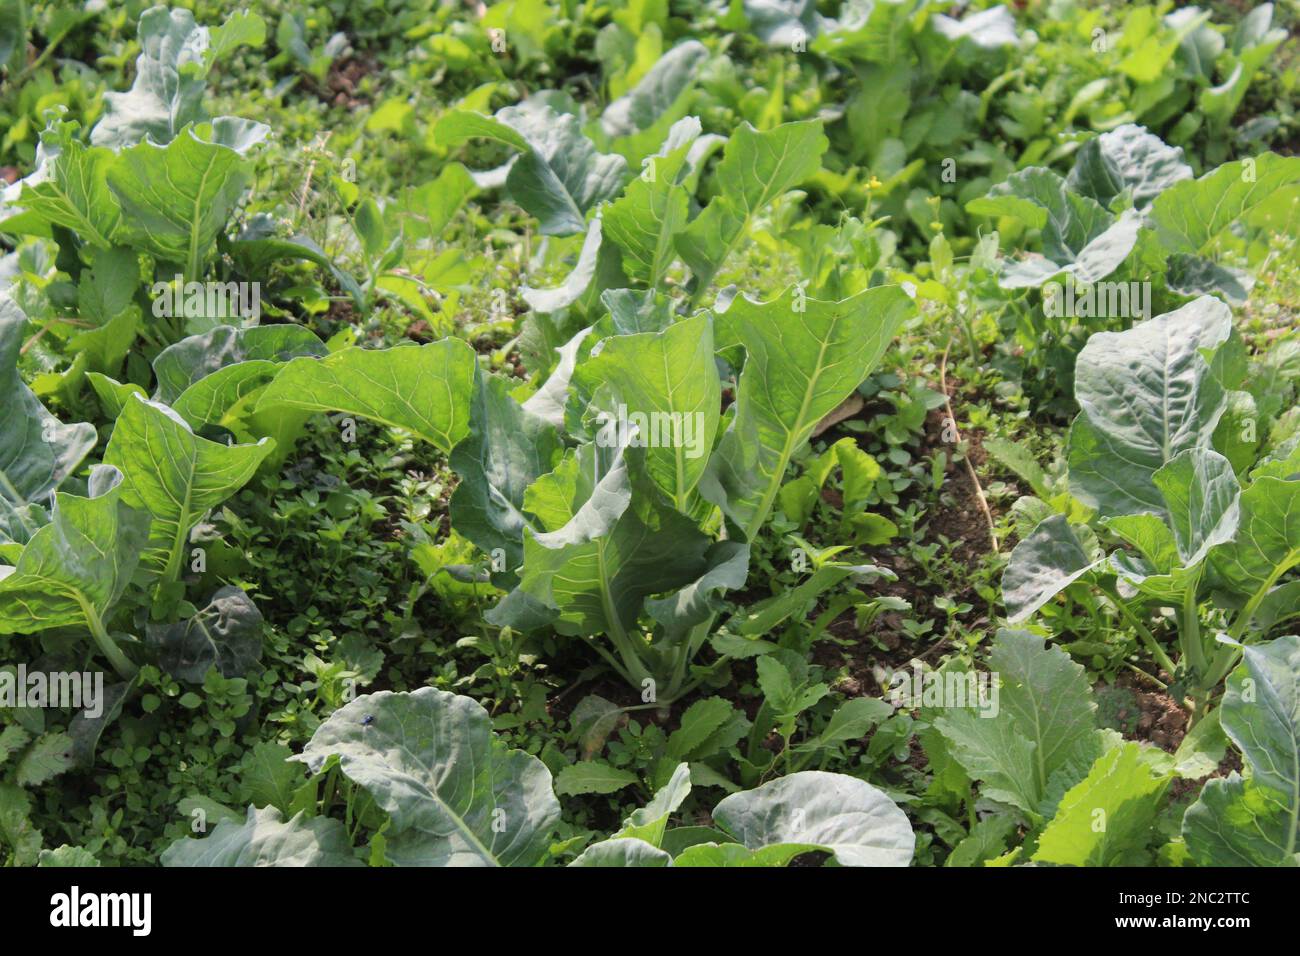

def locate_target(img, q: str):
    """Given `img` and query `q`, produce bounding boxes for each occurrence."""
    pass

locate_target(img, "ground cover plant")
[0,0,1297,872]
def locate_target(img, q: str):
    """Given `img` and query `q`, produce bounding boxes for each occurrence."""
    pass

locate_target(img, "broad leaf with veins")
[107,124,267,278]
[449,372,563,575]
[676,120,828,294]
[572,312,720,509]
[1067,296,1233,518]
[1150,152,1300,257]
[1065,123,1193,209]
[570,837,675,867]
[0,296,97,508]
[1183,636,1300,866]
[293,688,560,867]
[0,466,148,673]
[1153,447,1241,568]
[1209,475,1300,609]
[147,585,264,682]
[934,630,1099,819]
[91,7,266,150]
[599,42,709,162]
[708,770,915,866]
[703,284,913,539]
[153,324,329,404]
[603,117,703,287]
[573,764,916,867]
[511,440,712,668]
[104,396,273,579]
[161,806,360,867]
[968,167,1141,288]
[14,127,121,247]
[1002,513,1103,622]
[1033,743,1170,866]
[435,100,626,236]
[257,339,478,452]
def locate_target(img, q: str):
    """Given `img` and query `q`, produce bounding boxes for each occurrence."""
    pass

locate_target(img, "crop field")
[0,0,1298,889]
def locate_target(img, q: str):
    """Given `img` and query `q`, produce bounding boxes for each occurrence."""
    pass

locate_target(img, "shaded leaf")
[147,585,264,682]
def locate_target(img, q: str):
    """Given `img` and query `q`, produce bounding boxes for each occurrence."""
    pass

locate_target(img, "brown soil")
[464,334,527,377]
[803,375,1011,695]
[324,296,356,329]
[405,318,433,341]
[810,610,898,700]
[1106,671,1189,751]
[923,368,1017,562]
[547,676,646,725]
[1170,750,1244,801]
[321,56,378,108]
[926,444,1000,567]
[1098,673,1245,799]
